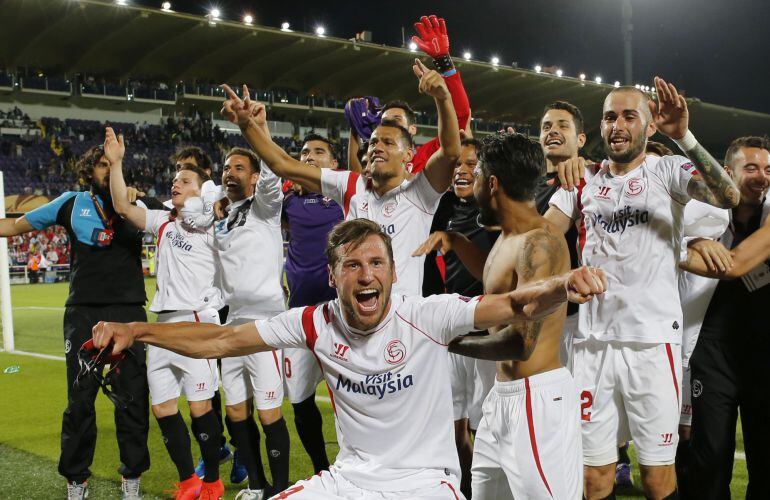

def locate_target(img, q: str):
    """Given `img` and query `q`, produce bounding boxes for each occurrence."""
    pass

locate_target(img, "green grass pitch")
[0,281,748,498]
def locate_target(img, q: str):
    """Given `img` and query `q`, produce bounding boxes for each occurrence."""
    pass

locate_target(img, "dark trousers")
[688,337,770,500]
[58,304,150,483]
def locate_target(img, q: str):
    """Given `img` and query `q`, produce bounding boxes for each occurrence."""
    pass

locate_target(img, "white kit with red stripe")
[471,368,582,500]
[549,154,697,344]
[145,209,224,313]
[320,169,444,297]
[256,293,480,494]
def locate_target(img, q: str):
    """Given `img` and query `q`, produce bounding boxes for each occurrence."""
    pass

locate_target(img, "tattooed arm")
[449,228,567,361]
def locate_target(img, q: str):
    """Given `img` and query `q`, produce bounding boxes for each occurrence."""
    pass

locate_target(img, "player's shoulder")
[646,153,690,172]
[518,226,566,270]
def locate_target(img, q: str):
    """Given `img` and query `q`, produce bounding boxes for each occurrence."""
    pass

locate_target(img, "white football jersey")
[214,163,285,321]
[256,293,480,491]
[320,169,444,297]
[145,209,223,313]
[550,154,697,343]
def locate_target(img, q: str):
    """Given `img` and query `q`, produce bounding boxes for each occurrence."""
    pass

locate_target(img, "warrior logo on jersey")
[331,342,351,362]
[384,339,406,365]
[625,178,645,197]
[596,186,612,200]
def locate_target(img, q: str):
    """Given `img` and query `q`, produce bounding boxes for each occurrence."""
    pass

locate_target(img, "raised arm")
[650,76,740,209]
[104,127,147,229]
[412,58,461,193]
[451,265,607,361]
[93,318,273,360]
[221,84,322,193]
[347,129,363,174]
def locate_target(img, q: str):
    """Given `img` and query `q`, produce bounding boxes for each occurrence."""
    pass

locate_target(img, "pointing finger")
[220,83,242,104]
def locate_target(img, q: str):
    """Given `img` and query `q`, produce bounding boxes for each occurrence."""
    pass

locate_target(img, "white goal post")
[0,170,15,352]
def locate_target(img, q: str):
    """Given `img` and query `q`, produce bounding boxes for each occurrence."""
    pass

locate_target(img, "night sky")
[136,0,770,115]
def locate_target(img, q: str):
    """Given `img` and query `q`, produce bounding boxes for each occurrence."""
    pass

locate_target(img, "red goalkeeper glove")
[412,15,455,74]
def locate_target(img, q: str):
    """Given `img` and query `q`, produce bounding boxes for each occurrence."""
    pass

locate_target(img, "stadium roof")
[2,0,769,153]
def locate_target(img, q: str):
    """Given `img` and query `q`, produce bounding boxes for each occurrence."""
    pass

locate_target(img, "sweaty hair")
[377,119,415,149]
[326,219,394,270]
[176,164,210,187]
[461,137,482,152]
[543,101,585,134]
[224,147,261,173]
[173,146,212,172]
[725,135,770,167]
[382,100,417,127]
[645,141,674,157]
[479,132,545,201]
[303,133,342,163]
[76,145,106,185]
[358,140,370,164]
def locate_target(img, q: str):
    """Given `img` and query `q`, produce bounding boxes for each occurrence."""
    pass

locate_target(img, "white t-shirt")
[145,209,223,313]
[256,293,480,491]
[214,163,285,321]
[320,169,444,297]
[549,154,697,343]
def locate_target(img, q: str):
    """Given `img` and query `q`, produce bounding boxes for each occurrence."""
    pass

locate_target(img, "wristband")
[674,130,698,152]
[442,68,457,78]
[433,54,454,73]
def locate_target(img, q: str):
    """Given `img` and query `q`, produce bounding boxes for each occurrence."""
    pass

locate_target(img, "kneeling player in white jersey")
[104,128,225,499]
[437,133,583,499]
[546,77,739,500]
[92,219,608,500]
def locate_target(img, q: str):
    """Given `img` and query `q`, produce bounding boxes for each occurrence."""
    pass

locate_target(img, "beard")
[603,134,647,164]
[477,200,498,226]
[90,178,111,201]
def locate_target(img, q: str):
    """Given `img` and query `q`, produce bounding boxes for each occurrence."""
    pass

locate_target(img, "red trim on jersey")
[665,343,680,405]
[193,311,200,322]
[271,350,281,376]
[436,254,447,285]
[525,377,554,498]
[157,217,174,248]
[322,303,331,323]
[301,306,319,350]
[395,311,447,347]
[575,180,587,258]
[343,172,360,217]
[440,481,461,500]
[272,484,305,498]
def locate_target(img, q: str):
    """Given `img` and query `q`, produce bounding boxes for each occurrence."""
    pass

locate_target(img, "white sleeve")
[320,168,363,209]
[404,171,444,213]
[255,307,308,350]
[548,187,579,221]
[683,200,730,239]
[252,161,284,222]
[404,294,480,345]
[202,181,225,202]
[656,155,695,203]
[144,209,167,236]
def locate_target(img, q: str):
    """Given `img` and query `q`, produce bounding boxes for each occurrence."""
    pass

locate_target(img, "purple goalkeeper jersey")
[283,191,343,307]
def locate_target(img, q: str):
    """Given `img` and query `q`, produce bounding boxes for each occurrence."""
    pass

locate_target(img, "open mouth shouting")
[354,288,380,314]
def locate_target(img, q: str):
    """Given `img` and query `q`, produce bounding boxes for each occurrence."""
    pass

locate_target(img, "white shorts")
[469,359,496,431]
[222,317,284,409]
[571,339,682,466]
[284,347,324,404]
[148,309,220,404]
[471,368,582,500]
[680,364,692,427]
[560,314,579,372]
[449,352,476,421]
[269,466,464,499]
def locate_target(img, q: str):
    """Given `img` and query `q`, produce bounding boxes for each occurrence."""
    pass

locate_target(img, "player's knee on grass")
[188,399,213,418]
[584,463,616,499]
[639,464,677,499]
[152,398,180,418]
[225,400,251,421]
[257,406,282,426]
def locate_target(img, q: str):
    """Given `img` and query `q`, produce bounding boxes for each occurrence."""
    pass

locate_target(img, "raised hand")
[411,231,454,257]
[412,58,450,101]
[103,127,125,165]
[221,84,267,129]
[649,76,688,140]
[92,321,136,356]
[412,15,449,59]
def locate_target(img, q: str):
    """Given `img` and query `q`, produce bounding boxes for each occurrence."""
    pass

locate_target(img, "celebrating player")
[105,127,225,499]
[93,218,607,499]
[220,55,461,298]
[547,77,740,499]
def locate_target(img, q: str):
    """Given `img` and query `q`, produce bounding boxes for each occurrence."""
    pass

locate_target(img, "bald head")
[605,87,653,123]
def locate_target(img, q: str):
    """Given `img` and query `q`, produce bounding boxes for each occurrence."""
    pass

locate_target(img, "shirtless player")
[442,133,583,499]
